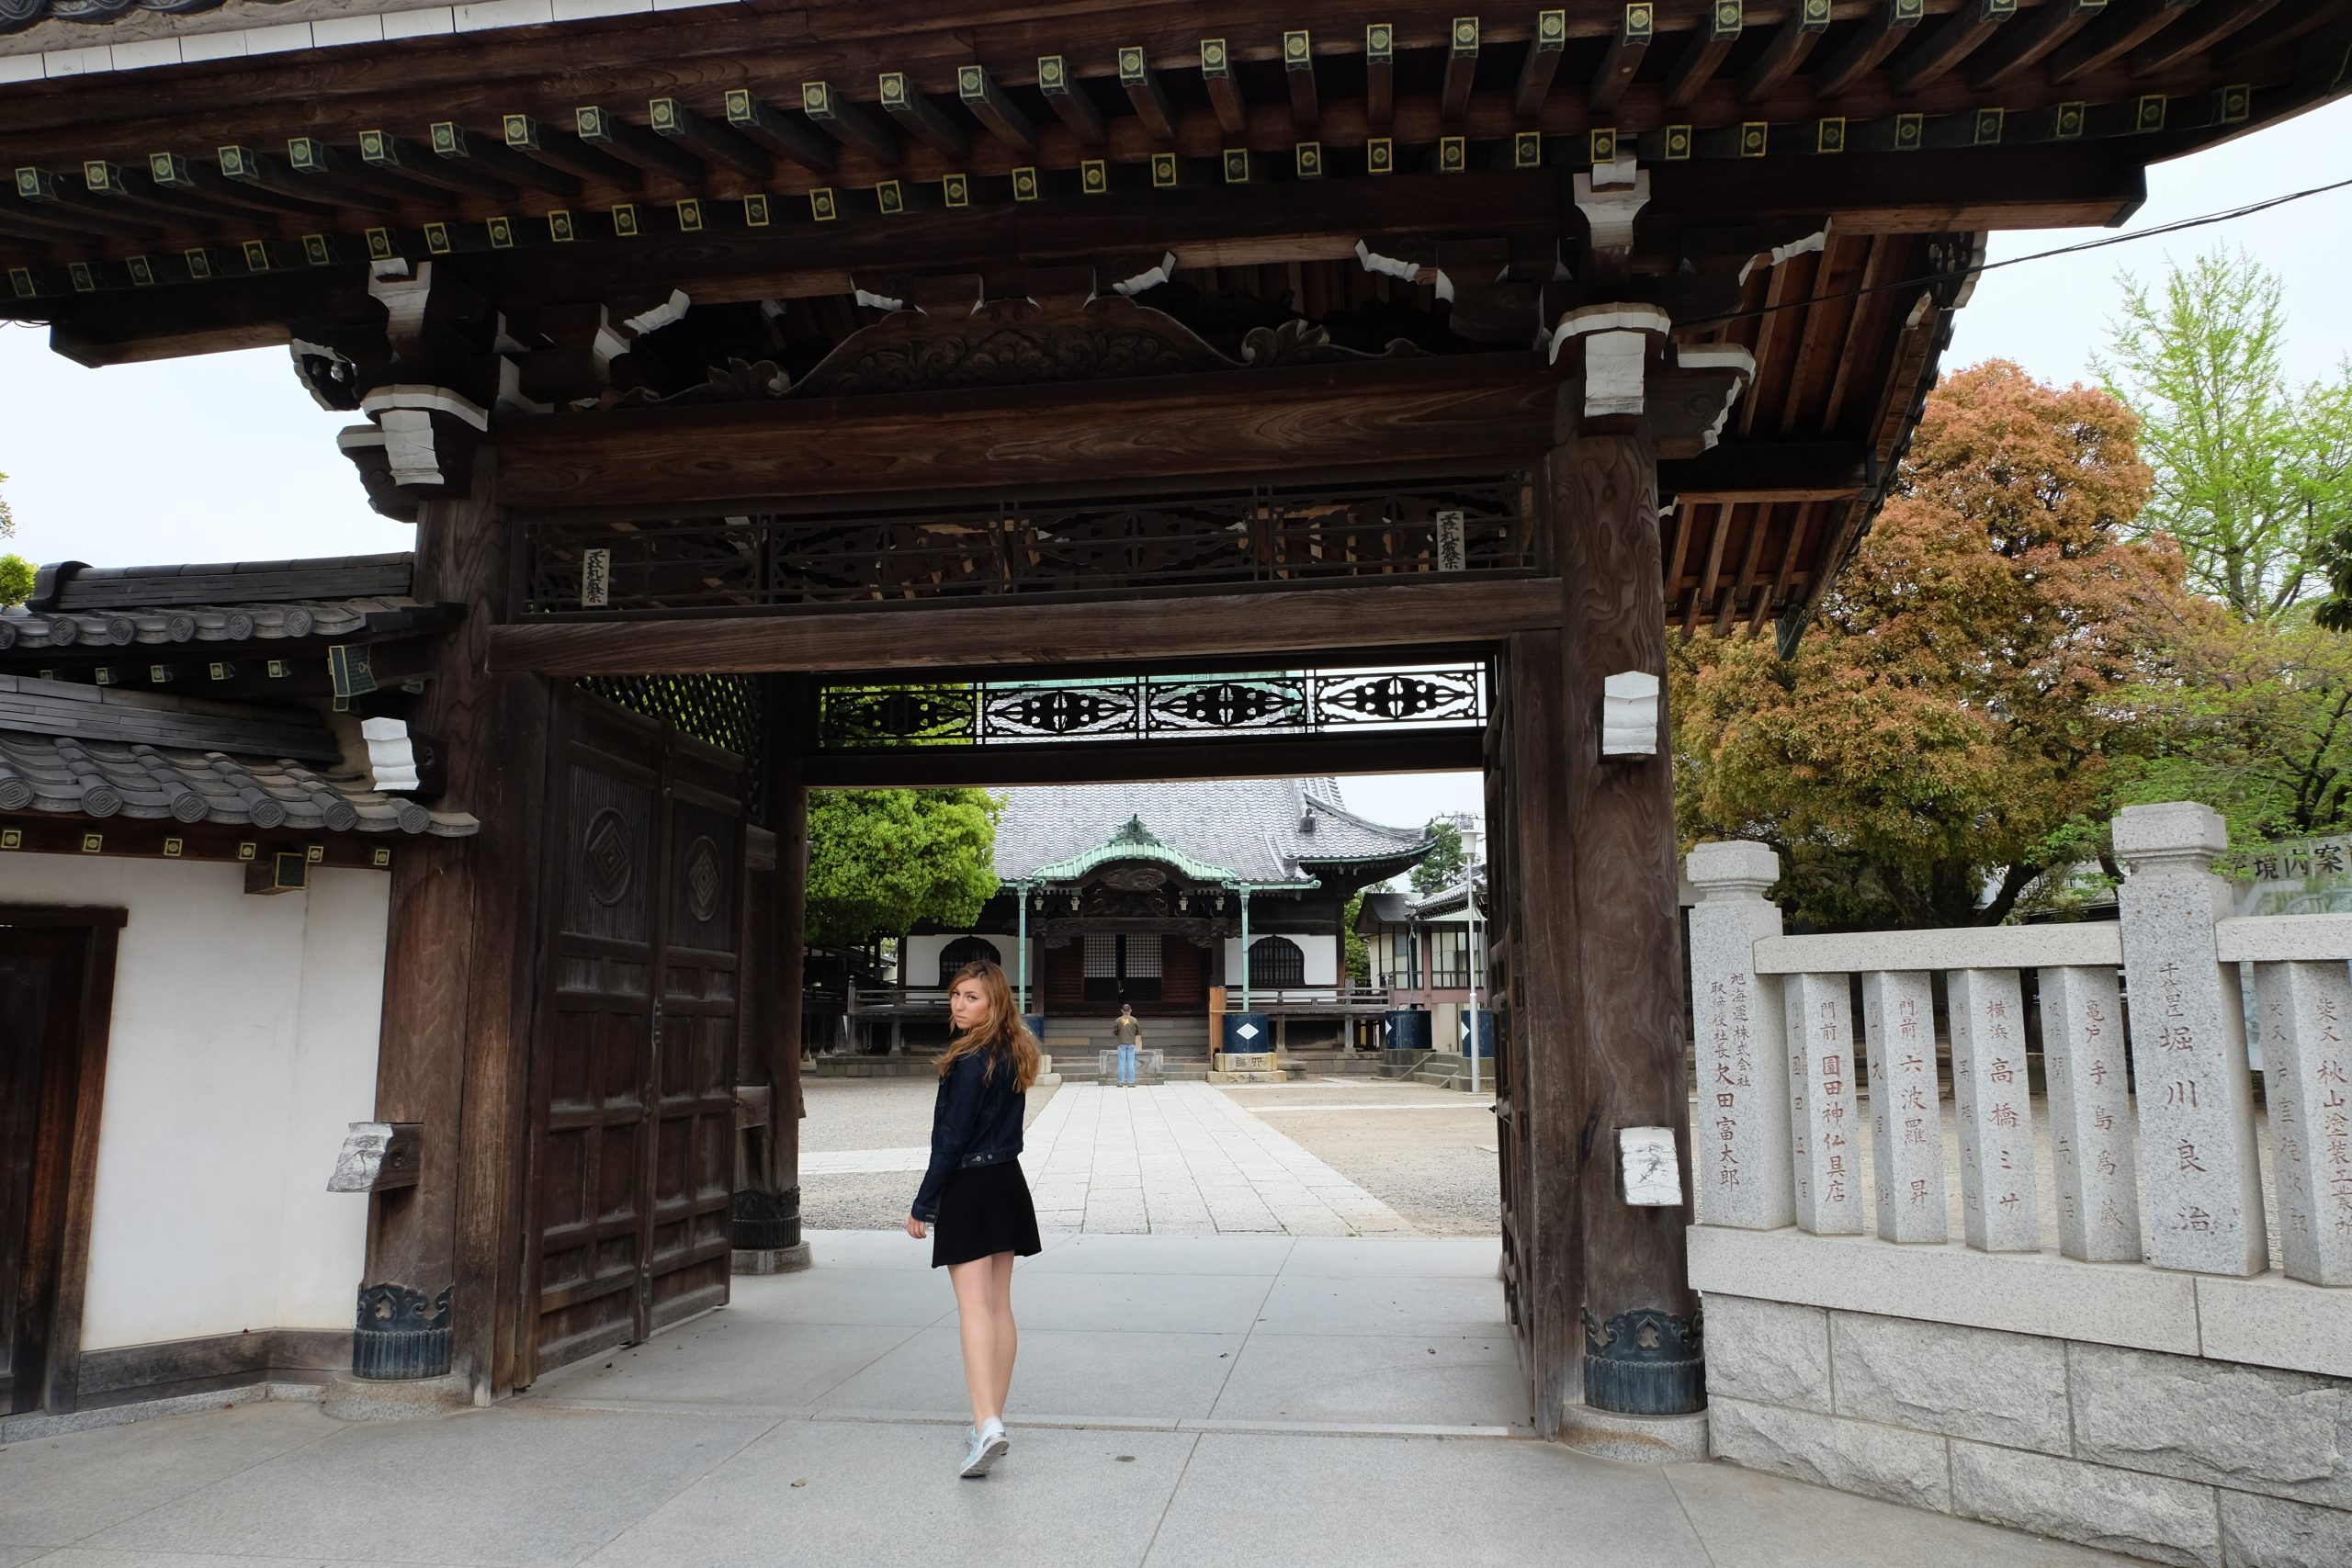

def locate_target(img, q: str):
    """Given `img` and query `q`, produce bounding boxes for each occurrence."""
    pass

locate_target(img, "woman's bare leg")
[947,1258,1001,1428]
[987,1251,1018,1415]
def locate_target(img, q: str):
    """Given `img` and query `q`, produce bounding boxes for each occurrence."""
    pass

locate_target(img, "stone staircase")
[1046,1017,1214,1082]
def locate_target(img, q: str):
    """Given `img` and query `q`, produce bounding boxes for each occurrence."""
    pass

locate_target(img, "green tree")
[1408,818,1467,896]
[1341,892,1370,985]
[1672,361,2191,930]
[2109,608,2352,849]
[805,788,1002,947]
[2099,247,2352,622]
[0,554,29,609]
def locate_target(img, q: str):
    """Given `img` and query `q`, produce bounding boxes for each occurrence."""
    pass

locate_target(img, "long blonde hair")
[936,959,1042,1093]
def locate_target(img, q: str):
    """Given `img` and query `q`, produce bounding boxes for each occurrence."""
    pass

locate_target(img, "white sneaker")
[959,1418,1008,1478]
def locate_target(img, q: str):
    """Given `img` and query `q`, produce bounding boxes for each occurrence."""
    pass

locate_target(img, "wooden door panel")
[0,930,82,1418]
[646,774,743,1334]
[525,694,747,1380]
[526,696,664,1377]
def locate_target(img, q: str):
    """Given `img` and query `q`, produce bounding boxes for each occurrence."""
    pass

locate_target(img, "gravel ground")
[797,1076,1061,1230]
[1217,1077,1501,1236]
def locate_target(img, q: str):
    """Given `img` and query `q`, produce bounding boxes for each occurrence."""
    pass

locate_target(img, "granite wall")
[1704,1293,2352,1568]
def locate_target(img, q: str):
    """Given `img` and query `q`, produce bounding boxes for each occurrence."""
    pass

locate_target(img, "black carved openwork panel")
[816,661,1485,751]
[524,474,1531,616]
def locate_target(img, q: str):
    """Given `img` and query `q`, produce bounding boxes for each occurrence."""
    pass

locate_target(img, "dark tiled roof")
[0,673,474,837]
[0,732,476,836]
[995,779,1427,885]
[29,553,413,611]
[0,596,421,652]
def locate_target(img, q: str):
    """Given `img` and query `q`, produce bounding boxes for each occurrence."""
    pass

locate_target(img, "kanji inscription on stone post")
[1948,968,2039,1253]
[1862,970,1946,1243]
[2038,964,2142,1263]
[1781,970,1862,1235]
[2252,961,2352,1285]
[1685,840,1793,1229]
[2114,802,2267,1276]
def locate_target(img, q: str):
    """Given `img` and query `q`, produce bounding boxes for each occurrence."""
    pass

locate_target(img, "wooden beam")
[1517,8,1569,117]
[1118,44,1177,141]
[356,132,517,204]
[498,114,640,190]
[1659,442,1869,502]
[210,144,392,216]
[1200,37,1248,137]
[74,163,250,228]
[956,65,1038,155]
[874,72,971,160]
[572,105,703,184]
[1036,56,1106,146]
[1441,15,1479,123]
[486,578,1567,677]
[805,727,1487,787]
[1815,0,1928,98]
[722,91,838,174]
[1283,30,1320,132]
[2131,0,2281,77]
[492,354,1556,511]
[799,80,901,166]
[1582,6,1643,117]
[1970,0,2106,89]
[1893,0,2018,94]
[2050,0,2196,85]
[1667,2,1744,108]
[1366,21,1396,130]
[424,123,580,198]
[648,98,773,180]
[144,151,335,220]
[1722,501,1770,633]
[9,171,172,241]
[283,136,446,206]
[1740,2,1832,104]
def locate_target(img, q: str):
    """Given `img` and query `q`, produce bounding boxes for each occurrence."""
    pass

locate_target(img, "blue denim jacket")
[910,1044,1025,1223]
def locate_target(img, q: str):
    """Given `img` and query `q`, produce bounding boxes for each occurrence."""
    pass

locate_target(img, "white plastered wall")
[0,853,388,1348]
[901,931,1019,990]
[1223,931,1339,987]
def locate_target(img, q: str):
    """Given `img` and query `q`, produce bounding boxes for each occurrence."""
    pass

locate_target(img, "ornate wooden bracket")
[1548,303,1754,458]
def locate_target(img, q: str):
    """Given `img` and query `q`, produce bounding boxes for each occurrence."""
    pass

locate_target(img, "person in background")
[907,960,1043,1478]
[1113,1001,1144,1088]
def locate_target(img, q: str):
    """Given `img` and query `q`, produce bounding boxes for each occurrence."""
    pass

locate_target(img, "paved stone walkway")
[0,1232,2138,1568]
[1019,1083,1418,1235]
[804,1084,1418,1235]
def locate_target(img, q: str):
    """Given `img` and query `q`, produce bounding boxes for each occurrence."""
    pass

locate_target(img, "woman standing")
[906,959,1044,1478]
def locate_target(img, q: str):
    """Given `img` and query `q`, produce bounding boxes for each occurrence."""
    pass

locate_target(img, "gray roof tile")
[994,779,1427,885]
[0,732,476,837]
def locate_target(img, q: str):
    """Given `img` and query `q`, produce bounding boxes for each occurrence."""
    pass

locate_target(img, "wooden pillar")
[732,678,809,1264]
[366,449,552,1397]
[1546,411,1700,1416]
[1503,627,1585,1434]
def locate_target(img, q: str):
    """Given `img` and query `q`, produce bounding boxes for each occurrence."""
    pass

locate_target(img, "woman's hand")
[905,1214,927,1239]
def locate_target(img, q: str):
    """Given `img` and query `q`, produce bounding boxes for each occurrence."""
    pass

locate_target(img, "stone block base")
[1697,1271,2352,1568]
[1558,1405,1709,1464]
[733,1242,813,1275]
[322,1371,475,1421]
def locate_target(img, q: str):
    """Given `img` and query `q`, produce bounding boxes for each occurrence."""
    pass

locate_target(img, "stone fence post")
[1685,841,1794,1228]
[2114,802,2268,1276]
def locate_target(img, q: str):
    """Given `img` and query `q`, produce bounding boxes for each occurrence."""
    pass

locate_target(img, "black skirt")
[931,1158,1043,1268]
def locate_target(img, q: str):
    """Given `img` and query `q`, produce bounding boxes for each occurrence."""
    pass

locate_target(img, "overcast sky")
[4,96,2346,834]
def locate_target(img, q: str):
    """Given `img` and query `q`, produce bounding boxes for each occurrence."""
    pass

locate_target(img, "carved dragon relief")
[609,293,1425,410]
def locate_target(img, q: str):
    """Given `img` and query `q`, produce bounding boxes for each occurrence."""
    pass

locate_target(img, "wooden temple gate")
[3,0,2338,1441]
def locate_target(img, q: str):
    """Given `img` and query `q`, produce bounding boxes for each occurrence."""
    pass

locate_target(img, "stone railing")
[1689,800,2349,1287]
[1684,803,2352,1564]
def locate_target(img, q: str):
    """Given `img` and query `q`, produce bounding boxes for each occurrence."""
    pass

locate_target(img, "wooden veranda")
[2,0,2342,1439]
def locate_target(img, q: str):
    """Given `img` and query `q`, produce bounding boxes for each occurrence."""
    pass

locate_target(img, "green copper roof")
[1023,814,1313,888]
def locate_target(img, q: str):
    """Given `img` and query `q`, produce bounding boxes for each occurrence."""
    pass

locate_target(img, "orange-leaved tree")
[1671,360,2196,929]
